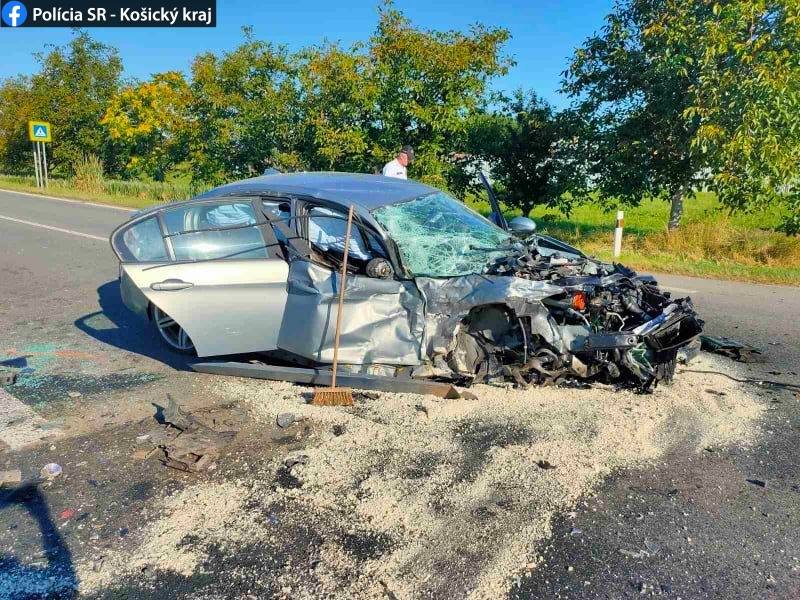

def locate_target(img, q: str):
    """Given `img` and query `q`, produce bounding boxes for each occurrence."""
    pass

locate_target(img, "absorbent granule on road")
[75,354,764,599]
[0,388,61,450]
[76,481,248,592]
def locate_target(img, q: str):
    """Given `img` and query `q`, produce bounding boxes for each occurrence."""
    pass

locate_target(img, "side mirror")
[508,216,537,237]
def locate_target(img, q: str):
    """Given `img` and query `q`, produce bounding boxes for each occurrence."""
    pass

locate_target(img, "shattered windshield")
[373,192,513,277]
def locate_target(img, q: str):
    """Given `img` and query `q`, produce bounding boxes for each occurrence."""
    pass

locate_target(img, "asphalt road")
[1,189,799,599]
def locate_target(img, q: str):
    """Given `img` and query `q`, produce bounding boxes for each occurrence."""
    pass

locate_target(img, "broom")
[312,204,356,406]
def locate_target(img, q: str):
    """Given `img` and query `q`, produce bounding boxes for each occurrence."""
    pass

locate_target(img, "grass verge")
[0,174,206,209]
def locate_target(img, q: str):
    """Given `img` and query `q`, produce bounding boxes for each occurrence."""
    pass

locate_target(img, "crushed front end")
[415,239,704,391]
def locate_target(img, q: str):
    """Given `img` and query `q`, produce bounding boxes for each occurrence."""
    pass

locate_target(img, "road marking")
[663,286,698,295]
[0,214,106,241]
[0,188,135,212]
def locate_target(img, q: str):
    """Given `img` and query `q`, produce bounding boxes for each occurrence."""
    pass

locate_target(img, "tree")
[298,2,512,189]
[465,91,564,216]
[188,28,303,183]
[564,0,800,233]
[563,0,703,229]
[0,77,36,174]
[102,72,192,180]
[650,0,800,235]
[29,31,123,175]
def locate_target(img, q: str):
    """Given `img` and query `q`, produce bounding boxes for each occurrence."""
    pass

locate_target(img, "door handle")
[150,279,194,291]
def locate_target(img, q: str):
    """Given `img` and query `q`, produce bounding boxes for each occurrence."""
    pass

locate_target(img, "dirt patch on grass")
[72,353,764,599]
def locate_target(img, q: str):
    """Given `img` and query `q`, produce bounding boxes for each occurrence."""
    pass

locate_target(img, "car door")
[276,202,424,366]
[113,197,289,357]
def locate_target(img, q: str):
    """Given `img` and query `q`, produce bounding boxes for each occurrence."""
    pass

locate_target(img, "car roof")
[194,172,440,210]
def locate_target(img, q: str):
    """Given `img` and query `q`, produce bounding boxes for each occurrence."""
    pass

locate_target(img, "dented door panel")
[277,260,424,365]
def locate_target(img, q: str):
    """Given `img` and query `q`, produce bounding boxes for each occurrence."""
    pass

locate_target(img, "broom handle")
[331,204,355,388]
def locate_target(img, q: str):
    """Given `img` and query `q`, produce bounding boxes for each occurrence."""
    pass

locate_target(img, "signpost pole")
[41,142,49,188]
[32,143,42,188]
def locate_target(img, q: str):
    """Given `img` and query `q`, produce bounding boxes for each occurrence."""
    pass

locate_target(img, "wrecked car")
[110,172,703,390]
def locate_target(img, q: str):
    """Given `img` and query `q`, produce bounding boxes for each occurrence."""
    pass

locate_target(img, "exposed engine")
[447,237,704,391]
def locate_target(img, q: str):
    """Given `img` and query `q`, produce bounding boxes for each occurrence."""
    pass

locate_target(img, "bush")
[72,154,105,194]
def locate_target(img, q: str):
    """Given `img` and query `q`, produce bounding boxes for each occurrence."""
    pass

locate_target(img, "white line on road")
[0,214,106,241]
[0,188,135,212]
[663,286,698,295]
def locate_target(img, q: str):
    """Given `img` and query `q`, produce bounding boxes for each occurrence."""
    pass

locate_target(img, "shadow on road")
[74,280,192,371]
[0,483,77,598]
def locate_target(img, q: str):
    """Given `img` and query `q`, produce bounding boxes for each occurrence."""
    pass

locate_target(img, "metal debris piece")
[746,478,766,488]
[536,460,556,470]
[700,335,762,362]
[163,393,198,432]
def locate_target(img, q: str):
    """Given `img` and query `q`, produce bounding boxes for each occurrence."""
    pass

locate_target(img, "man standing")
[381,146,414,179]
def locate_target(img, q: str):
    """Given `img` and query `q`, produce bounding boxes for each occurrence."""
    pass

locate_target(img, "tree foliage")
[564,0,800,233]
[465,91,563,216]
[102,72,192,180]
[563,0,702,228]
[299,4,512,189]
[188,28,303,183]
[0,32,122,176]
[650,0,800,234]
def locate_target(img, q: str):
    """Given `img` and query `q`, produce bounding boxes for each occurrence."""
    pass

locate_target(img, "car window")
[162,201,257,235]
[262,199,292,243]
[170,227,268,261]
[262,199,291,222]
[307,206,373,261]
[118,217,169,262]
[160,200,269,261]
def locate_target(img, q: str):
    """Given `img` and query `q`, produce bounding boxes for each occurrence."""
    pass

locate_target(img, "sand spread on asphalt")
[75,354,765,598]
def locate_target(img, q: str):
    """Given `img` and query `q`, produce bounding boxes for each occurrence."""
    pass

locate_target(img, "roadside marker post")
[27,121,52,188]
[613,210,624,258]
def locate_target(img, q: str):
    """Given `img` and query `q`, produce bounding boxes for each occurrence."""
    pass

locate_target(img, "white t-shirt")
[381,158,407,179]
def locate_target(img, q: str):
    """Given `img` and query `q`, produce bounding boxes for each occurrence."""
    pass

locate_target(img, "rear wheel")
[151,305,195,354]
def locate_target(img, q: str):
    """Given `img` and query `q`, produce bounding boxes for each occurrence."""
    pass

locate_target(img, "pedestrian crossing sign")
[28,121,52,143]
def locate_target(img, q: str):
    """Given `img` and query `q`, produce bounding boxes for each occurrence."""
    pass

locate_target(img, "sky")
[0,0,613,108]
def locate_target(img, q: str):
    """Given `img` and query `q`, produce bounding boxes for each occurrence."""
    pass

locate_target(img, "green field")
[2,175,797,285]
[468,192,800,285]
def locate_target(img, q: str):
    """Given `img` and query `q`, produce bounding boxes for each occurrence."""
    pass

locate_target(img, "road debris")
[0,370,18,385]
[746,478,766,488]
[701,335,762,362]
[139,395,238,473]
[59,508,77,520]
[276,412,296,428]
[40,463,62,479]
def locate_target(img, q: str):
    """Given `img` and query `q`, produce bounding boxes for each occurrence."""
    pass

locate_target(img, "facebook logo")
[2,1,27,27]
